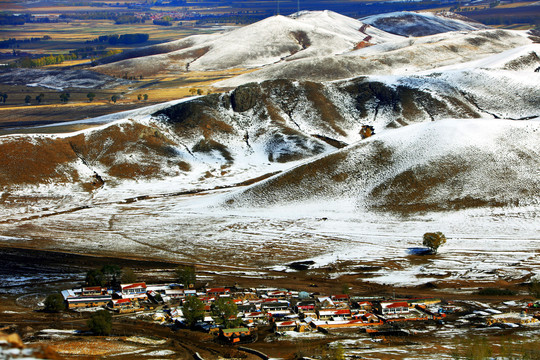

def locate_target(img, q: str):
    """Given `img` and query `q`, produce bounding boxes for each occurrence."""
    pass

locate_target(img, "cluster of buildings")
[60,282,448,332]
[61,282,148,313]
[58,282,540,343]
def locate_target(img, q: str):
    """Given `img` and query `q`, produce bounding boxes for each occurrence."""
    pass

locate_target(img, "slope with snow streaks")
[361,11,488,37]
[216,29,531,88]
[1,68,538,218]
[223,118,540,214]
[424,44,540,73]
[94,11,402,77]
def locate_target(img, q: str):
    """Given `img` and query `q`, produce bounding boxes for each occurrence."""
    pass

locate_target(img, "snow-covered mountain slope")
[1,67,538,218]
[93,11,402,77]
[222,118,540,215]
[425,43,540,72]
[95,33,219,66]
[216,29,532,87]
[361,11,488,37]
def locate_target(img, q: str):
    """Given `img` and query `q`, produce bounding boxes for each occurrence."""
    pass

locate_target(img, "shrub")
[44,293,65,312]
[422,232,447,254]
[87,310,112,335]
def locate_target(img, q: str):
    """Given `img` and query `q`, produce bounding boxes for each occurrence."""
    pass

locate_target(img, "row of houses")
[61,282,149,309]
[60,282,447,334]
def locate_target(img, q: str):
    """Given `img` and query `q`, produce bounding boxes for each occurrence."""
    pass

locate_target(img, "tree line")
[15,53,78,68]
[59,12,148,24]
[87,33,149,45]
[0,36,51,49]
[1,91,150,105]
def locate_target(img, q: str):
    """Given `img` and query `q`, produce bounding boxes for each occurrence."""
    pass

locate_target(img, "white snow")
[96,11,402,75]
[361,11,488,37]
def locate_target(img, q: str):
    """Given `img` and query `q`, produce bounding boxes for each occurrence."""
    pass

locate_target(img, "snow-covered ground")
[95,10,402,76]
[1,179,538,288]
[361,11,488,36]
[1,10,539,290]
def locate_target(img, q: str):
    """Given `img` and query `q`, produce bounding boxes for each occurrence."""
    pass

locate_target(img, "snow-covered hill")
[222,117,540,214]
[216,28,533,88]
[1,65,538,219]
[93,10,402,77]
[361,11,488,37]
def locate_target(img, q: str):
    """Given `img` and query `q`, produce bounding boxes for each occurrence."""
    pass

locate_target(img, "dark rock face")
[230,83,261,112]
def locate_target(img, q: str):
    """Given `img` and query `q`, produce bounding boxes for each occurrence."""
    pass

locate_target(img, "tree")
[86,269,105,286]
[211,297,240,329]
[101,264,121,286]
[110,94,118,103]
[87,92,95,102]
[422,232,447,254]
[143,93,148,101]
[59,92,70,103]
[121,268,137,284]
[35,93,44,104]
[189,88,196,95]
[0,92,6,103]
[44,293,65,312]
[137,94,142,101]
[175,265,196,288]
[24,95,31,104]
[196,88,203,95]
[360,125,375,139]
[182,296,205,328]
[87,310,112,335]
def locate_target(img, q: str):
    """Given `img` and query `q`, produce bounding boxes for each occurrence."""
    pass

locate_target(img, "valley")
[1,2,540,359]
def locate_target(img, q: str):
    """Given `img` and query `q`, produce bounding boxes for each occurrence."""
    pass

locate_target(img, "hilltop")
[215,28,535,88]
[93,10,402,77]
[361,11,488,37]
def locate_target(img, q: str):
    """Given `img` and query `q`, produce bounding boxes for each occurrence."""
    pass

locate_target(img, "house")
[219,327,251,343]
[295,300,316,313]
[109,298,140,312]
[312,318,383,329]
[146,284,169,293]
[261,301,289,312]
[377,301,410,316]
[81,286,104,296]
[266,310,293,319]
[317,309,351,320]
[301,311,318,320]
[120,283,147,299]
[242,312,266,324]
[274,320,298,332]
[356,301,373,312]
[66,295,111,309]
[206,288,230,297]
[267,290,292,298]
[331,294,350,302]
[237,304,257,314]
[164,289,184,299]
[361,313,381,323]
[407,298,441,307]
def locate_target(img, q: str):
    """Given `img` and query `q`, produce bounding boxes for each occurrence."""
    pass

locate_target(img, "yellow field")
[127,68,257,101]
[0,102,112,112]
[497,1,538,8]
[0,19,222,47]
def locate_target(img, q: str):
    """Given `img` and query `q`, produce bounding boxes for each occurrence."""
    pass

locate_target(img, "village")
[58,275,540,346]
